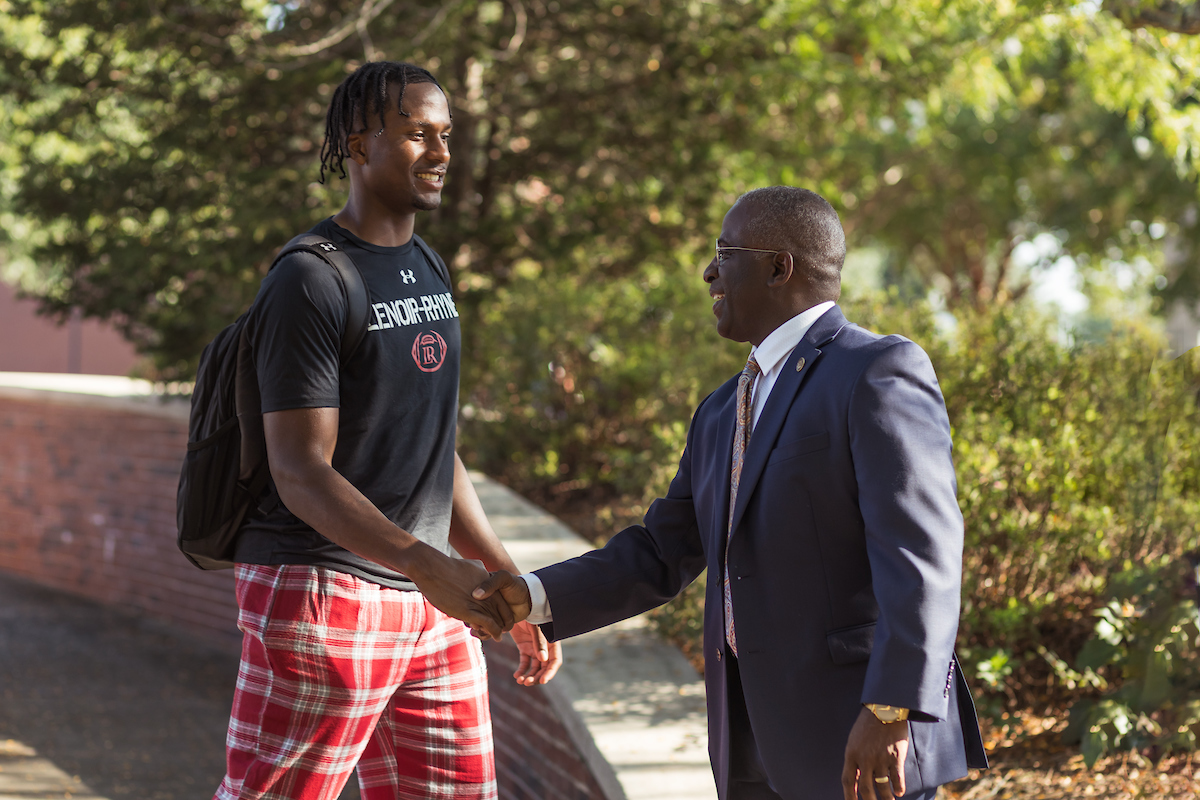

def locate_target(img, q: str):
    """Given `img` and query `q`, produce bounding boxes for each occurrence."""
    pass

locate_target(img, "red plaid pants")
[214,564,496,800]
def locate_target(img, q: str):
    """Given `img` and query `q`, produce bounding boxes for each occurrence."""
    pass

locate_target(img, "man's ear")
[345,129,370,167]
[766,250,794,288]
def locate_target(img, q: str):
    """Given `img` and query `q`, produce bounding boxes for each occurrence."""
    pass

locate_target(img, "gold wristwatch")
[864,704,910,723]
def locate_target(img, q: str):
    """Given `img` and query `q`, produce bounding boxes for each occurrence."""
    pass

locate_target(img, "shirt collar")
[750,301,836,377]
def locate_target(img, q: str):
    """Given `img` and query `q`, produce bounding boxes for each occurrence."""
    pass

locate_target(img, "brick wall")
[0,391,239,646]
[485,638,614,800]
[0,390,617,800]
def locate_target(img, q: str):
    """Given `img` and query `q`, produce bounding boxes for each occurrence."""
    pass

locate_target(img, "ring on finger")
[873,776,891,784]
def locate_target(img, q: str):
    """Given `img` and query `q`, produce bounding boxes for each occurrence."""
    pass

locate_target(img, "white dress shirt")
[521,302,837,624]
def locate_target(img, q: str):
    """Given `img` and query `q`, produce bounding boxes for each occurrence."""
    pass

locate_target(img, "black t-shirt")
[234,218,461,590]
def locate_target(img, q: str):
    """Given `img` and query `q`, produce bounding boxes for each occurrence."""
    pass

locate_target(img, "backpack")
[175,234,369,569]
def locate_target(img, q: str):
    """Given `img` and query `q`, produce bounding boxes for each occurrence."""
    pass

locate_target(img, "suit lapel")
[727,306,851,538]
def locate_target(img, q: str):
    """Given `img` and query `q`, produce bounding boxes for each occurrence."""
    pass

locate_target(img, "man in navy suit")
[475,187,987,799]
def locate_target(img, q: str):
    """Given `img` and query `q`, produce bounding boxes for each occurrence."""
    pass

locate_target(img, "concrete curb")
[0,374,189,421]
[0,739,106,800]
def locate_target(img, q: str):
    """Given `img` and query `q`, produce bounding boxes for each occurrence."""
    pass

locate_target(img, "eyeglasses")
[715,240,779,267]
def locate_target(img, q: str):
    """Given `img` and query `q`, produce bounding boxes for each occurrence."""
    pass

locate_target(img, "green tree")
[4,0,1200,507]
[801,4,1200,310]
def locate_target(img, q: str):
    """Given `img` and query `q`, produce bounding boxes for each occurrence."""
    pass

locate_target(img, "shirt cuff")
[521,572,553,625]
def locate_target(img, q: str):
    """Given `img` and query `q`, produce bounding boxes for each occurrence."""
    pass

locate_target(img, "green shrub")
[648,298,1200,742]
[462,280,1200,751]
[1062,557,1200,765]
[457,246,745,530]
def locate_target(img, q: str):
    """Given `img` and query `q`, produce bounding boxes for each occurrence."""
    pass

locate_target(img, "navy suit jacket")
[535,306,987,799]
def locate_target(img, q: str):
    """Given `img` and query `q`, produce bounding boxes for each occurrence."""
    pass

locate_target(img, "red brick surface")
[485,637,613,800]
[0,392,613,800]
[0,393,240,646]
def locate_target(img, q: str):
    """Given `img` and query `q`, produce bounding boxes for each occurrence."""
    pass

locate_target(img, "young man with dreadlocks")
[213,61,560,800]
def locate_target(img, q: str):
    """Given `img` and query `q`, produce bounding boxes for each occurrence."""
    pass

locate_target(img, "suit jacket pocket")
[767,431,830,465]
[826,621,875,665]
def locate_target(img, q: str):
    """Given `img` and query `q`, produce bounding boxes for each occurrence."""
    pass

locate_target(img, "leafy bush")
[463,278,1200,761]
[457,245,746,535]
[639,297,1200,759]
[940,311,1200,740]
[1062,556,1200,766]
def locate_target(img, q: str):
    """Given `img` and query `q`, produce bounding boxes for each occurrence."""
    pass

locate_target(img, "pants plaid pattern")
[214,564,497,800]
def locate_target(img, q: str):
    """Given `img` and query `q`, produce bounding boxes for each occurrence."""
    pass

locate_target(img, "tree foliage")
[1107,0,1200,35]
[4,1,1200,369]
[3,0,1200,527]
[649,300,1200,750]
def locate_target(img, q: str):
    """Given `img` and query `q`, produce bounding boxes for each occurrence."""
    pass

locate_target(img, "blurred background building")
[0,282,139,375]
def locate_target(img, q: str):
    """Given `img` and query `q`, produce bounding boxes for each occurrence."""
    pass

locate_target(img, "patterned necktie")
[724,355,760,656]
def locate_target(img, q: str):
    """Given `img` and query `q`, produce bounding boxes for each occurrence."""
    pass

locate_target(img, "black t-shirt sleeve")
[246,250,346,413]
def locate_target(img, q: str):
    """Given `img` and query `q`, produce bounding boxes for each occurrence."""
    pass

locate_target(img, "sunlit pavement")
[471,473,716,800]
[0,574,238,800]
[0,738,106,800]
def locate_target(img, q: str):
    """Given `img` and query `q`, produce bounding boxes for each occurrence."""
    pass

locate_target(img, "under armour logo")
[400,269,416,284]
[318,242,337,252]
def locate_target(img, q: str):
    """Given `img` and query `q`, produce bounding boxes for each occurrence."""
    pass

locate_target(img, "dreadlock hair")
[318,61,444,183]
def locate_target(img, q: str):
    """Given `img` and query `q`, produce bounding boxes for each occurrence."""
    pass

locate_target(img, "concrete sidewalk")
[470,474,715,800]
[0,471,713,800]
[0,572,237,800]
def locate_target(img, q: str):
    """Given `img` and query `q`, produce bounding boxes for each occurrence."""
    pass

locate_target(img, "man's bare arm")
[263,407,513,638]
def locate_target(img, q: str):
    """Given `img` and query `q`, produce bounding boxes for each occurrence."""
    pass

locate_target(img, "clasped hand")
[471,569,559,685]
[414,560,558,685]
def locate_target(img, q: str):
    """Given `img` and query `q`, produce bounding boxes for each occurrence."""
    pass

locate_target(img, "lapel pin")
[795,357,806,372]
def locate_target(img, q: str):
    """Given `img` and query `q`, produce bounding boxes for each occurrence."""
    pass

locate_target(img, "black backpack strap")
[411,233,452,290]
[271,234,370,366]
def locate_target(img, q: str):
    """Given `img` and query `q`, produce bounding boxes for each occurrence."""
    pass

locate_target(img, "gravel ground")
[941,711,1200,799]
[0,573,360,800]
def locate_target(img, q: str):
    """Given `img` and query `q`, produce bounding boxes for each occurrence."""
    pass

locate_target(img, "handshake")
[415,555,559,686]
[467,569,533,640]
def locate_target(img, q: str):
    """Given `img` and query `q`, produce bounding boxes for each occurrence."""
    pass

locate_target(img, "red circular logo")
[411,331,448,372]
